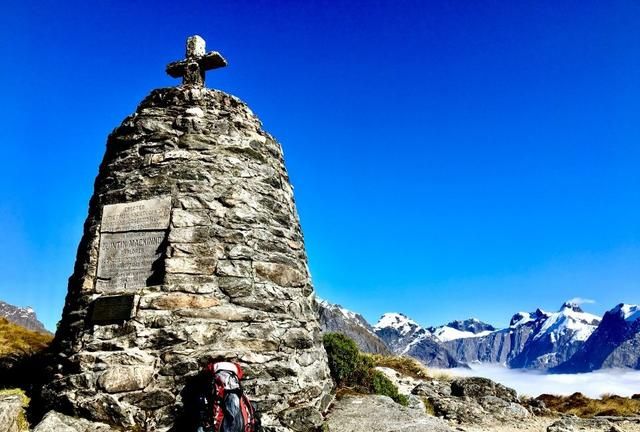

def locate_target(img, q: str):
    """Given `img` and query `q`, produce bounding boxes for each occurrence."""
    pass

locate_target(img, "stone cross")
[166,35,227,87]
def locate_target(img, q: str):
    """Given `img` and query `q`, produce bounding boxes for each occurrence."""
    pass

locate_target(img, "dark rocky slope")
[317,300,391,354]
[553,304,640,373]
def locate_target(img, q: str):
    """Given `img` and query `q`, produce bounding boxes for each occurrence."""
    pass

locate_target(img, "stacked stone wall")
[48,87,332,431]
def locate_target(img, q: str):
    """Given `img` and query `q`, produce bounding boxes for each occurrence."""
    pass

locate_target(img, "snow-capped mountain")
[442,309,547,365]
[442,302,600,370]
[318,297,639,373]
[373,313,462,368]
[373,313,427,352]
[317,299,390,354]
[508,302,600,369]
[429,318,496,342]
[0,300,49,333]
[553,303,640,373]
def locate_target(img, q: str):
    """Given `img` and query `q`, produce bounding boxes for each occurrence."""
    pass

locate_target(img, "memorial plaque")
[101,197,171,232]
[96,231,165,292]
[90,295,135,324]
[96,197,171,292]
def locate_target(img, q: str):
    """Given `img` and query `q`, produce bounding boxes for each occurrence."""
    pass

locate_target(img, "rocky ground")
[464,418,640,432]
[2,363,640,431]
[323,366,640,432]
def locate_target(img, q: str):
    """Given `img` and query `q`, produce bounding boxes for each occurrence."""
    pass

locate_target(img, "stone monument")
[45,35,332,431]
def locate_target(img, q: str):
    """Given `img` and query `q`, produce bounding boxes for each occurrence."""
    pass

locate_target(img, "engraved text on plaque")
[96,197,171,292]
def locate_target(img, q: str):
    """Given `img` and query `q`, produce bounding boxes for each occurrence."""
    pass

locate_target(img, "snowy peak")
[533,303,600,343]
[318,299,366,326]
[445,318,496,334]
[560,301,585,313]
[509,309,549,327]
[374,312,422,336]
[611,303,640,323]
[554,303,640,373]
[373,312,463,368]
[0,300,49,333]
[429,318,497,342]
[431,326,493,342]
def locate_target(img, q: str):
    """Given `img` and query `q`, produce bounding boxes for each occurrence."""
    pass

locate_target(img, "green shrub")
[323,332,408,406]
[368,370,409,406]
[322,333,362,386]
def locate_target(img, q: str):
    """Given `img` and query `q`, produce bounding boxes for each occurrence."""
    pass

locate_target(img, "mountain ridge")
[0,301,49,334]
[318,298,640,373]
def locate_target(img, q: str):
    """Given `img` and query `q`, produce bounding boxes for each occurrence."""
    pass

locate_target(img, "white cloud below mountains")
[444,364,640,398]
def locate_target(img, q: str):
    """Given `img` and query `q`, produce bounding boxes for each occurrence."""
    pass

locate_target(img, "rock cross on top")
[166,35,227,87]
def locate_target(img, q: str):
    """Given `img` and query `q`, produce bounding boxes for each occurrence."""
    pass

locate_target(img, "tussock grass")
[366,353,452,382]
[422,396,436,415]
[0,318,52,357]
[537,392,640,417]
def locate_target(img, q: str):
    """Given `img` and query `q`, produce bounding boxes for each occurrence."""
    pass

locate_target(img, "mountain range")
[0,300,49,333]
[3,296,638,374]
[317,299,640,373]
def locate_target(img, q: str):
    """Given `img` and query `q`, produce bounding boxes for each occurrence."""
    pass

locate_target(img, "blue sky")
[1,1,638,331]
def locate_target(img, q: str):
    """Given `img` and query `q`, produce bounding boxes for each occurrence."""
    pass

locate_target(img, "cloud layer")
[445,364,640,398]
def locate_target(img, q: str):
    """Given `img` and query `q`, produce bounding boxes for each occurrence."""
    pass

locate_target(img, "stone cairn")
[44,36,332,431]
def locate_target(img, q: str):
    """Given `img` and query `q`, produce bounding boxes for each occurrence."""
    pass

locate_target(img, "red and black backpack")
[197,361,260,432]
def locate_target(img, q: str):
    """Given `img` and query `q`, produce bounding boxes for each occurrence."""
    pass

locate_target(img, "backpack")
[197,361,260,432]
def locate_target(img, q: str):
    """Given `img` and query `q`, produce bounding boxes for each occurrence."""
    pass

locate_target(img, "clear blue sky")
[1,1,638,331]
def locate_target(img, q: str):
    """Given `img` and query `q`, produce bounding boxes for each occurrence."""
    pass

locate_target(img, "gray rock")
[428,395,487,423]
[547,419,575,432]
[96,365,154,393]
[546,417,616,432]
[450,377,517,403]
[417,377,530,425]
[0,392,26,432]
[324,395,455,432]
[33,411,115,432]
[412,380,451,399]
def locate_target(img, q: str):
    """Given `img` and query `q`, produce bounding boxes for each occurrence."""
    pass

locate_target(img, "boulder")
[411,380,452,399]
[32,411,115,432]
[0,391,27,432]
[412,376,530,425]
[547,419,575,432]
[546,417,617,432]
[324,395,455,432]
[450,377,517,403]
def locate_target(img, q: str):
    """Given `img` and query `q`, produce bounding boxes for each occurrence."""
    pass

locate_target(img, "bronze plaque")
[90,295,135,324]
[96,231,165,292]
[96,197,171,293]
[101,197,171,232]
